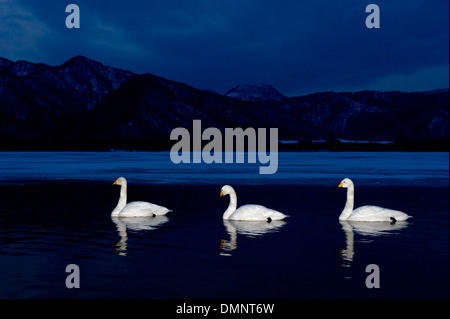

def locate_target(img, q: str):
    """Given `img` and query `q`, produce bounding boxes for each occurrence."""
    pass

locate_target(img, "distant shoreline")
[0,138,448,152]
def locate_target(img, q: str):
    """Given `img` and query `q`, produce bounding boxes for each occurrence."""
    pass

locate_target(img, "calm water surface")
[0,152,448,298]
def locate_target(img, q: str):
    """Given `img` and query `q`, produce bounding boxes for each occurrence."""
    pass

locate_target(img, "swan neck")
[112,182,128,216]
[339,185,354,220]
[223,189,237,219]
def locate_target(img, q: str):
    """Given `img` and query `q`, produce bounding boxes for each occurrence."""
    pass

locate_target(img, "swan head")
[338,178,353,189]
[220,185,234,197]
[113,177,127,186]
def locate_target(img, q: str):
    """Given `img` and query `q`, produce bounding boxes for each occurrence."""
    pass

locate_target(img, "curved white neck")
[339,185,354,220]
[223,189,237,219]
[112,182,128,216]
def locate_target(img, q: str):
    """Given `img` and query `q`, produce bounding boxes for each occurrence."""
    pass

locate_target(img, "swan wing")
[119,201,171,217]
[348,205,410,222]
[229,204,288,221]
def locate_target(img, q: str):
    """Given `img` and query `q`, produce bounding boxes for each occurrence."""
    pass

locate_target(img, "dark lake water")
[0,152,448,299]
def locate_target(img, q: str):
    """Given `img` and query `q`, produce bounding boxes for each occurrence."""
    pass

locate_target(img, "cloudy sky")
[1,0,448,96]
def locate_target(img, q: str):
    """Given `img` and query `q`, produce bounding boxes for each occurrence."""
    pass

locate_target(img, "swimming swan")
[219,185,288,222]
[112,177,171,217]
[338,178,410,222]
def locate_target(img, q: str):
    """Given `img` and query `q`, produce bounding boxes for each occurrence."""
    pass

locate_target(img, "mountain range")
[0,56,448,151]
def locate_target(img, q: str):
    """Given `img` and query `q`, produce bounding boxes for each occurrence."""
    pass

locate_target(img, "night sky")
[1,0,448,96]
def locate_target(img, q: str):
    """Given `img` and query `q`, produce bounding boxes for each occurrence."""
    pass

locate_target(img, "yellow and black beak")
[337,181,343,188]
[219,190,223,197]
[112,180,118,185]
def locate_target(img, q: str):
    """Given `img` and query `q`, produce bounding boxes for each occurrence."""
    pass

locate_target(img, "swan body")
[112,177,171,217]
[338,178,410,222]
[220,185,288,221]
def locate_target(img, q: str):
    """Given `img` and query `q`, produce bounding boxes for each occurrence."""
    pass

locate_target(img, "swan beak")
[338,182,343,188]
[219,190,223,197]
[112,180,118,185]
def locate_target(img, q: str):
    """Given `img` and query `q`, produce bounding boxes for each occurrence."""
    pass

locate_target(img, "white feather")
[112,177,171,217]
[220,185,288,221]
[338,178,411,222]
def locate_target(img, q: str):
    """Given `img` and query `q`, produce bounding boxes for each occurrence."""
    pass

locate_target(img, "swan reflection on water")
[220,219,286,256]
[339,220,410,269]
[112,216,169,256]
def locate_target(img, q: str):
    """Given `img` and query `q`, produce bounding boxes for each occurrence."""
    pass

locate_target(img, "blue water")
[0,152,448,299]
[0,151,448,186]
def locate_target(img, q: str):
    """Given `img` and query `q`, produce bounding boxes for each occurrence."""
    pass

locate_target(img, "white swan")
[338,178,410,222]
[112,177,171,217]
[219,185,288,221]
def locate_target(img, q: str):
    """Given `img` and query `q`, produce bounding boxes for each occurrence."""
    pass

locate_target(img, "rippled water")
[0,152,448,298]
[0,151,448,186]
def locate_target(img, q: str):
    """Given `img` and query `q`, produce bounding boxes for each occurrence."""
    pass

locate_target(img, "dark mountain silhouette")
[0,56,448,150]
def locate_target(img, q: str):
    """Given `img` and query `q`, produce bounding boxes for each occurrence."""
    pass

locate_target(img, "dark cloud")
[1,0,448,96]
